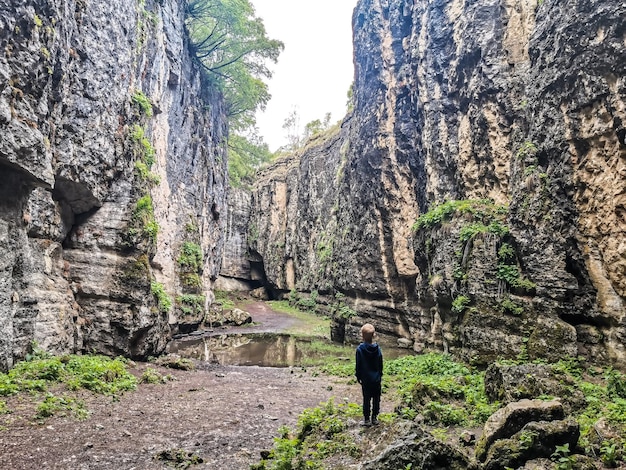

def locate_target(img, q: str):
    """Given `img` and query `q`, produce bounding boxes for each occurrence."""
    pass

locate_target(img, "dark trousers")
[361,381,381,420]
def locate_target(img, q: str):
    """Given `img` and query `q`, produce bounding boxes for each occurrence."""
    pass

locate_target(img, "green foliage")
[303,113,332,141]
[134,161,161,184]
[423,401,466,426]
[63,356,137,394]
[498,243,516,262]
[516,141,538,160]
[519,430,539,450]
[133,194,159,243]
[131,90,153,117]
[36,393,88,420]
[182,273,202,289]
[384,353,497,427]
[177,294,206,316]
[135,196,157,239]
[496,263,536,291]
[295,290,318,312]
[607,368,626,399]
[227,132,273,187]
[136,0,159,49]
[552,443,575,470]
[330,292,356,320]
[451,295,470,314]
[214,289,236,310]
[524,165,537,176]
[155,356,196,371]
[316,237,333,265]
[140,367,172,384]
[500,297,524,316]
[151,281,172,313]
[0,354,137,401]
[185,0,283,130]
[413,200,467,230]
[600,440,621,467]
[144,220,159,242]
[413,200,509,237]
[178,242,203,271]
[154,448,204,467]
[256,400,361,469]
[131,125,156,167]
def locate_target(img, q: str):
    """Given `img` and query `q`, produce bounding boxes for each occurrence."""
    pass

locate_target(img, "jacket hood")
[358,342,380,356]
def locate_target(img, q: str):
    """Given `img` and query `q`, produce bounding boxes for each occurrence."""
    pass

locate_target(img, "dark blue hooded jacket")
[355,342,383,385]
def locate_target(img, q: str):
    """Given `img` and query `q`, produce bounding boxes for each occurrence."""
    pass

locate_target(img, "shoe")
[371,417,379,425]
[360,419,371,427]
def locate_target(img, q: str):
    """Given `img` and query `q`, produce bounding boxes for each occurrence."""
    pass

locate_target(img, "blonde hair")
[360,323,375,342]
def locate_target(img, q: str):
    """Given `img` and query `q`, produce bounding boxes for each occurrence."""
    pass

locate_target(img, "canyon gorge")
[1,0,625,373]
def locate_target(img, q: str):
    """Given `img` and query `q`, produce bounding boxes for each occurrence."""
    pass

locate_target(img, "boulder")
[362,424,478,470]
[223,308,252,326]
[475,399,564,462]
[483,418,579,470]
[250,287,269,300]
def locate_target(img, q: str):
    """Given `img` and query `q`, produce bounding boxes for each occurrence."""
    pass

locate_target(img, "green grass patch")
[35,393,89,420]
[0,353,137,399]
[213,290,236,310]
[266,300,330,337]
[140,367,173,384]
[252,399,362,470]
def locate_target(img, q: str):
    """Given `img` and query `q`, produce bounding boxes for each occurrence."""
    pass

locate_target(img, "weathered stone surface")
[484,363,586,412]
[243,0,626,367]
[475,399,564,462]
[0,0,227,367]
[362,423,478,470]
[224,308,252,326]
[483,418,580,470]
[220,188,253,282]
[520,457,601,470]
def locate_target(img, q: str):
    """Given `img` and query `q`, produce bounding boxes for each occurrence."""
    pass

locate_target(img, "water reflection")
[167,333,410,367]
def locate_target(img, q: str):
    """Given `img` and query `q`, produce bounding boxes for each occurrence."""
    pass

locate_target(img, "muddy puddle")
[167,332,411,367]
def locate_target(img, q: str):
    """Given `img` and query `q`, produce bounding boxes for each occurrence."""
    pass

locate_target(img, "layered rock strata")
[0,0,227,369]
[238,0,626,365]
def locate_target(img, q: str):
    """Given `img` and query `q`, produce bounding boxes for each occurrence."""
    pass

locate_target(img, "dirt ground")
[0,302,382,469]
[0,362,369,469]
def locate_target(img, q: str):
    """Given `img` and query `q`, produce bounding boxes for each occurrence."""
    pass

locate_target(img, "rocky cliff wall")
[244,0,626,365]
[0,0,227,370]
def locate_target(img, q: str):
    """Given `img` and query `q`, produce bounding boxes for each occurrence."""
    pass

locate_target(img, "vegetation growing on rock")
[256,352,626,469]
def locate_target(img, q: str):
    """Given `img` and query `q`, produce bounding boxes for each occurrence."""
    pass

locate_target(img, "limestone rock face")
[0,0,227,369]
[475,399,566,461]
[362,422,477,470]
[245,0,626,365]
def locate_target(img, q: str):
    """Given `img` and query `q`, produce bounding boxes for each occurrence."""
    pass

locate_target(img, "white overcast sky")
[250,0,357,151]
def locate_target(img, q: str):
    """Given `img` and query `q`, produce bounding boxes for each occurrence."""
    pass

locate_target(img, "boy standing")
[355,323,383,426]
